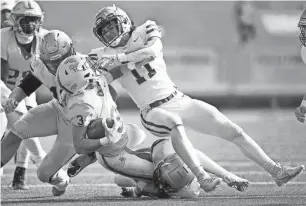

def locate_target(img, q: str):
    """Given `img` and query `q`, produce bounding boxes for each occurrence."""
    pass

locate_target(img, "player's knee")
[11,120,33,140]
[221,120,244,142]
[166,113,183,130]
[37,166,52,183]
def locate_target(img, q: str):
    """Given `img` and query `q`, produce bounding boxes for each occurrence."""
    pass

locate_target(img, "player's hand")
[2,98,19,114]
[102,118,126,143]
[295,105,306,123]
[126,56,156,70]
[99,54,120,69]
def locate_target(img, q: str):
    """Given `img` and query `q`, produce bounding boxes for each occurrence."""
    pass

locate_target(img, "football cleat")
[52,180,70,197]
[223,174,249,192]
[198,177,222,193]
[273,164,305,187]
[67,152,97,178]
[12,166,29,190]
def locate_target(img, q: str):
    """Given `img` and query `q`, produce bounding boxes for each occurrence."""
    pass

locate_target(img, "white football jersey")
[90,20,177,109]
[66,75,128,156]
[301,46,306,64]
[1,27,49,108]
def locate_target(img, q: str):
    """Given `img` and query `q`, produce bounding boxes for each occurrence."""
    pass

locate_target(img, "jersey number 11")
[131,64,156,85]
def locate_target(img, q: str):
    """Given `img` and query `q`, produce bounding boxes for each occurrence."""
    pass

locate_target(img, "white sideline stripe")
[4,161,302,169]
[1,182,306,188]
[1,171,303,177]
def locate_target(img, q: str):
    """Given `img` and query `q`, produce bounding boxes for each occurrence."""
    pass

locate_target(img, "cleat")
[223,175,249,192]
[273,164,305,187]
[12,180,29,190]
[52,180,69,197]
[12,166,29,190]
[52,186,66,197]
[198,177,222,193]
[67,152,97,178]
[121,187,137,198]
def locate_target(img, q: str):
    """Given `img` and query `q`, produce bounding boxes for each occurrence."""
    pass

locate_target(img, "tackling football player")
[90,5,305,189]
[1,0,46,190]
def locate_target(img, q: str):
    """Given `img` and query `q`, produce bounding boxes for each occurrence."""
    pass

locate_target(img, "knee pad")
[11,120,33,140]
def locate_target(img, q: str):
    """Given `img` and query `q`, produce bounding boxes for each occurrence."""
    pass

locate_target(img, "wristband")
[117,53,128,63]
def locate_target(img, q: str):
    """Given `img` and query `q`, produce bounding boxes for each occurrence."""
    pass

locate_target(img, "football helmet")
[93,5,134,47]
[298,9,306,47]
[40,30,75,75]
[11,0,44,44]
[56,54,98,95]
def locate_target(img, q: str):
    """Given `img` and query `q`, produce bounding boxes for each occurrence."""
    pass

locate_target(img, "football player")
[1,30,82,196]
[56,54,250,196]
[90,5,305,188]
[117,138,249,199]
[295,9,306,123]
[1,0,46,190]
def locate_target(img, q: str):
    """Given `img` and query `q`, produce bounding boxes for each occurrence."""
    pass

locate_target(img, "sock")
[233,132,280,176]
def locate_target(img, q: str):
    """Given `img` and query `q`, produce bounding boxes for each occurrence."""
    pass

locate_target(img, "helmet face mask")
[16,16,42,35]
[298,9,306,47]
[93,5,133,47]
[11,0,44,44]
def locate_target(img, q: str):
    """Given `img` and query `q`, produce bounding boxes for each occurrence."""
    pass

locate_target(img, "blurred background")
[31,1,306,109]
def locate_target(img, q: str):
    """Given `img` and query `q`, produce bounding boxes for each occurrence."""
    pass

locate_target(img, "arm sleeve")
[18,72,43,96]
[123,20,162,63]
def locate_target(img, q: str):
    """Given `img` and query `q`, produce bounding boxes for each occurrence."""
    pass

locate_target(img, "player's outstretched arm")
[118,36,162,64]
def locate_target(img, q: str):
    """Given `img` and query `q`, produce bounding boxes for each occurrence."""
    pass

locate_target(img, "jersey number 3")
[131,64,156,85]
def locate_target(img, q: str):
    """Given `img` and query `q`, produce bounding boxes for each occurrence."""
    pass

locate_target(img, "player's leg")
[140,107,222,192]
[6,111,31,190]
[67,123,146,178]
[97,149,154,181]
[1,101,58,168]
[0,109,8,176]
[37,139,75,196]
[178,96,305,186]
[36,111,75,196]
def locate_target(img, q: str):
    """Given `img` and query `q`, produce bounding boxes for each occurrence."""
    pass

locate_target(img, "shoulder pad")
[144,20,162,40]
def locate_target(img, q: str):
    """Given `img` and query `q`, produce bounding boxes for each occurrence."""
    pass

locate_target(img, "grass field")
[1,109,306,206]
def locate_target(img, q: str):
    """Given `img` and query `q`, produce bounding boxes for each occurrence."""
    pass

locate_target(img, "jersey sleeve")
[68,103,98,127]
[144,20,162,42]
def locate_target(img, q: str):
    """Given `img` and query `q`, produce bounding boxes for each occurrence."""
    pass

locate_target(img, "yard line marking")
[4,161,303,170]
[2,170,305,177]
[1,182,305,188]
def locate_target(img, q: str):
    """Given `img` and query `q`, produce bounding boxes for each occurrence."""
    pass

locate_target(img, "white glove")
[99,54,121,69]
[295,103,306,123]
[102,118,126,144]
[2,98,19,114]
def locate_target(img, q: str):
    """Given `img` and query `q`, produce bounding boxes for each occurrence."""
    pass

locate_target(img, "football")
[86,118,114,139]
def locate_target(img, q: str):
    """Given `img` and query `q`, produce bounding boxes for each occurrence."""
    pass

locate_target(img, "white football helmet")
[10,0,44,44]
[40,30,75,75]
[298,9,306,47]
[93,5,134,47]
[56,54,98,95]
